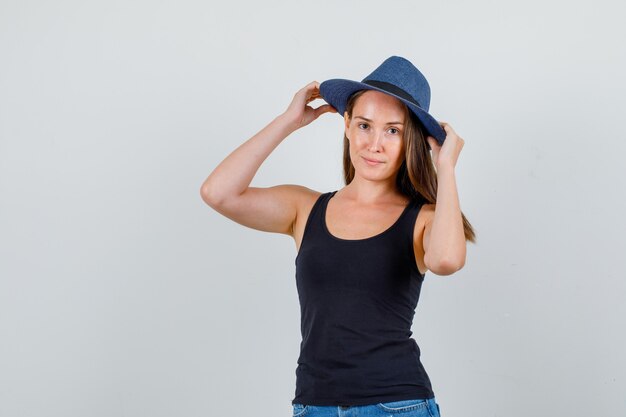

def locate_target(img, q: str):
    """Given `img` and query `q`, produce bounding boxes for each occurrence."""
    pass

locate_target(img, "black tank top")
[292,190,434,406]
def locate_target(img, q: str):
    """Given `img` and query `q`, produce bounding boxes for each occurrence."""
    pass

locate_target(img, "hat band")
[363,80,422,108]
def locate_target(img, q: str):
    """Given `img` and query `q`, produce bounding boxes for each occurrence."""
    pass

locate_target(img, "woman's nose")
[368,132,384,152]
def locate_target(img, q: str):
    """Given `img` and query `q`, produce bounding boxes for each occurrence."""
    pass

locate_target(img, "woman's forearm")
[200,113,298,205]
[427,164,467,271]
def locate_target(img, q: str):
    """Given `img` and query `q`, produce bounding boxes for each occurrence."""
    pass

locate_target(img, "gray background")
[1,1,624,416]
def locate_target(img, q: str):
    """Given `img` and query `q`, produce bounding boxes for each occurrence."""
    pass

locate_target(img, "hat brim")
[319,79,446,145]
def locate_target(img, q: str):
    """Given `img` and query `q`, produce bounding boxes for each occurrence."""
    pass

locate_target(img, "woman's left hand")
[426,122,464,171]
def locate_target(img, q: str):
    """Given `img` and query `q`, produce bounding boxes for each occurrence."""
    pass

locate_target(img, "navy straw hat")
[319,56,446,145]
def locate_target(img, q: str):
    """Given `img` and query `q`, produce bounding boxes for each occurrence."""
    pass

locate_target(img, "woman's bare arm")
[422,123,467,275]
[199,81,336,236]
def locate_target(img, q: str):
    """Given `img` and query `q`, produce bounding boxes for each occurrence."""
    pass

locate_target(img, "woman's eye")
[388,127,400,134]
[358,123,368,129]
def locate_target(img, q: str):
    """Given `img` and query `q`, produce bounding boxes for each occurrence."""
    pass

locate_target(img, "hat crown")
[362,56,431,111]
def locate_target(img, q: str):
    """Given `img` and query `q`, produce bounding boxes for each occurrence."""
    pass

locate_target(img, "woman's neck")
[339,176,406,205]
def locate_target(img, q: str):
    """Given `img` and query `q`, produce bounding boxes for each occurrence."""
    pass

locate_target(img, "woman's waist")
[297,336,421,367]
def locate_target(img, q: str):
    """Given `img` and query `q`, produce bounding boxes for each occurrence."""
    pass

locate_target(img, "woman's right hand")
[282,81,337,130]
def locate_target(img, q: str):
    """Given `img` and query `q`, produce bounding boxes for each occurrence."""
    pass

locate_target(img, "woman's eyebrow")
[354,115,404,125]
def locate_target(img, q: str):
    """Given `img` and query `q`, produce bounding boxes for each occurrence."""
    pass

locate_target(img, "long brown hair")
[342,90,476,243]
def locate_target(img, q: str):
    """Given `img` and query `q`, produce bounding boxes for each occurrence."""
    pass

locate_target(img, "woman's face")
[344,90,407,184]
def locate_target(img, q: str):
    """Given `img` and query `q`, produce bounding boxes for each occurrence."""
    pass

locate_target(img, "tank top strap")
[398,197,424,228]
[308,191,335,228]
[391,197,425,250]
[296,191,336,262]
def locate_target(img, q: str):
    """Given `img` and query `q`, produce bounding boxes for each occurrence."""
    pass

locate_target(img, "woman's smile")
[362,156,384,166]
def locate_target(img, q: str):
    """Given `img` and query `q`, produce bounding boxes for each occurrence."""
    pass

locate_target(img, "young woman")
[201,56,475,417]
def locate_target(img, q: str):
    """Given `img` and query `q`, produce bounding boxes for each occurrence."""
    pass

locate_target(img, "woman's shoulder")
[269,184,327,214]
[420,202,436,212]
[417,202,435,222]
[272,184,324,199]
[266,184,323,198]
[287,186,328,250]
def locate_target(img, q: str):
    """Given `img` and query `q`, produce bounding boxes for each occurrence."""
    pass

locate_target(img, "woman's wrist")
[275,112,302,135]
[436,162,456,173]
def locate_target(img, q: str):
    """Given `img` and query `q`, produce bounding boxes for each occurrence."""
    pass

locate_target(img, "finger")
[307,94,321,104]
[308,87,322,99]
[314,104,336,117]
[440,122,454,133]
[309,81,321,92]
[300,81,320,97]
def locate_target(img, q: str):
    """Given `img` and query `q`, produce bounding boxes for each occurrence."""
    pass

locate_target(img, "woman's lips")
[362,156,383,166]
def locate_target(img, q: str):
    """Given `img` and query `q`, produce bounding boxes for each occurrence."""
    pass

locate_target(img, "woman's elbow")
[426,255,466,276]
[200,181,226,209]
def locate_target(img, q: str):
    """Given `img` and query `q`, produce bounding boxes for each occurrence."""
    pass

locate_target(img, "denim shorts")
[292,397,441,417]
